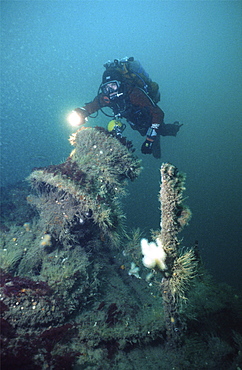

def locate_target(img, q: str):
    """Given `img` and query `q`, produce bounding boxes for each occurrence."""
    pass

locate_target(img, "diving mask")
[102,80,121,96]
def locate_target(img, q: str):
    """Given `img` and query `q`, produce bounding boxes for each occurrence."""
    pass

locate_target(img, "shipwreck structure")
[1,130,241,369]
[27,126,142,247]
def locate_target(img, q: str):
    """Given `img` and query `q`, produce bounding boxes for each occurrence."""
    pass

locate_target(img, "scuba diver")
[68,57,182,158]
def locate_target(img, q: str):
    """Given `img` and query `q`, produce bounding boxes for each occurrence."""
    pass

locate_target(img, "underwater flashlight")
[67,109,86,127]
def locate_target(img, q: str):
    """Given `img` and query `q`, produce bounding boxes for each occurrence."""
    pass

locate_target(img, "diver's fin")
[158,121,183,137]
[152,135,161,159]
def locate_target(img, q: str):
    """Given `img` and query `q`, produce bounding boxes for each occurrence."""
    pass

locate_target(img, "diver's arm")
[70,94,109,126]
[129,88,183,139]
[130,87,164,146]
[82,94,111,116]
[129,88,165,155]
[129,88,164,129]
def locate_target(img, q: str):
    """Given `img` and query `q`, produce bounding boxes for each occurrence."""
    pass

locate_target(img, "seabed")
[0,127,241,369]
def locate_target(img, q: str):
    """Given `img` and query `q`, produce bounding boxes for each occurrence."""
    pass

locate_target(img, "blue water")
[1,1,242,292]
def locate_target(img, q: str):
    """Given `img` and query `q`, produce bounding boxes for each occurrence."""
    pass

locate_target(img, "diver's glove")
[141,138,154,154]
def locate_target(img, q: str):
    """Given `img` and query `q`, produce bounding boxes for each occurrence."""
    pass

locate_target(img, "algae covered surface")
[1,128,242,369]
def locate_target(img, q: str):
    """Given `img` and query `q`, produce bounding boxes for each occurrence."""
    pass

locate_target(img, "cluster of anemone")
[169,249,199,304]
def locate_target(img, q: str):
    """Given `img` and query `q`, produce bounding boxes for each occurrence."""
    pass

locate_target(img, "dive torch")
[67,108,87,127]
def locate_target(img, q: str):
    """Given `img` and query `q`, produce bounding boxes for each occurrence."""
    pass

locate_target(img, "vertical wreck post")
[157,163,198,347]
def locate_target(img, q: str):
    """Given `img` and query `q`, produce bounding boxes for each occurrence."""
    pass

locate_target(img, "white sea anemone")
[141,238,167,271]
